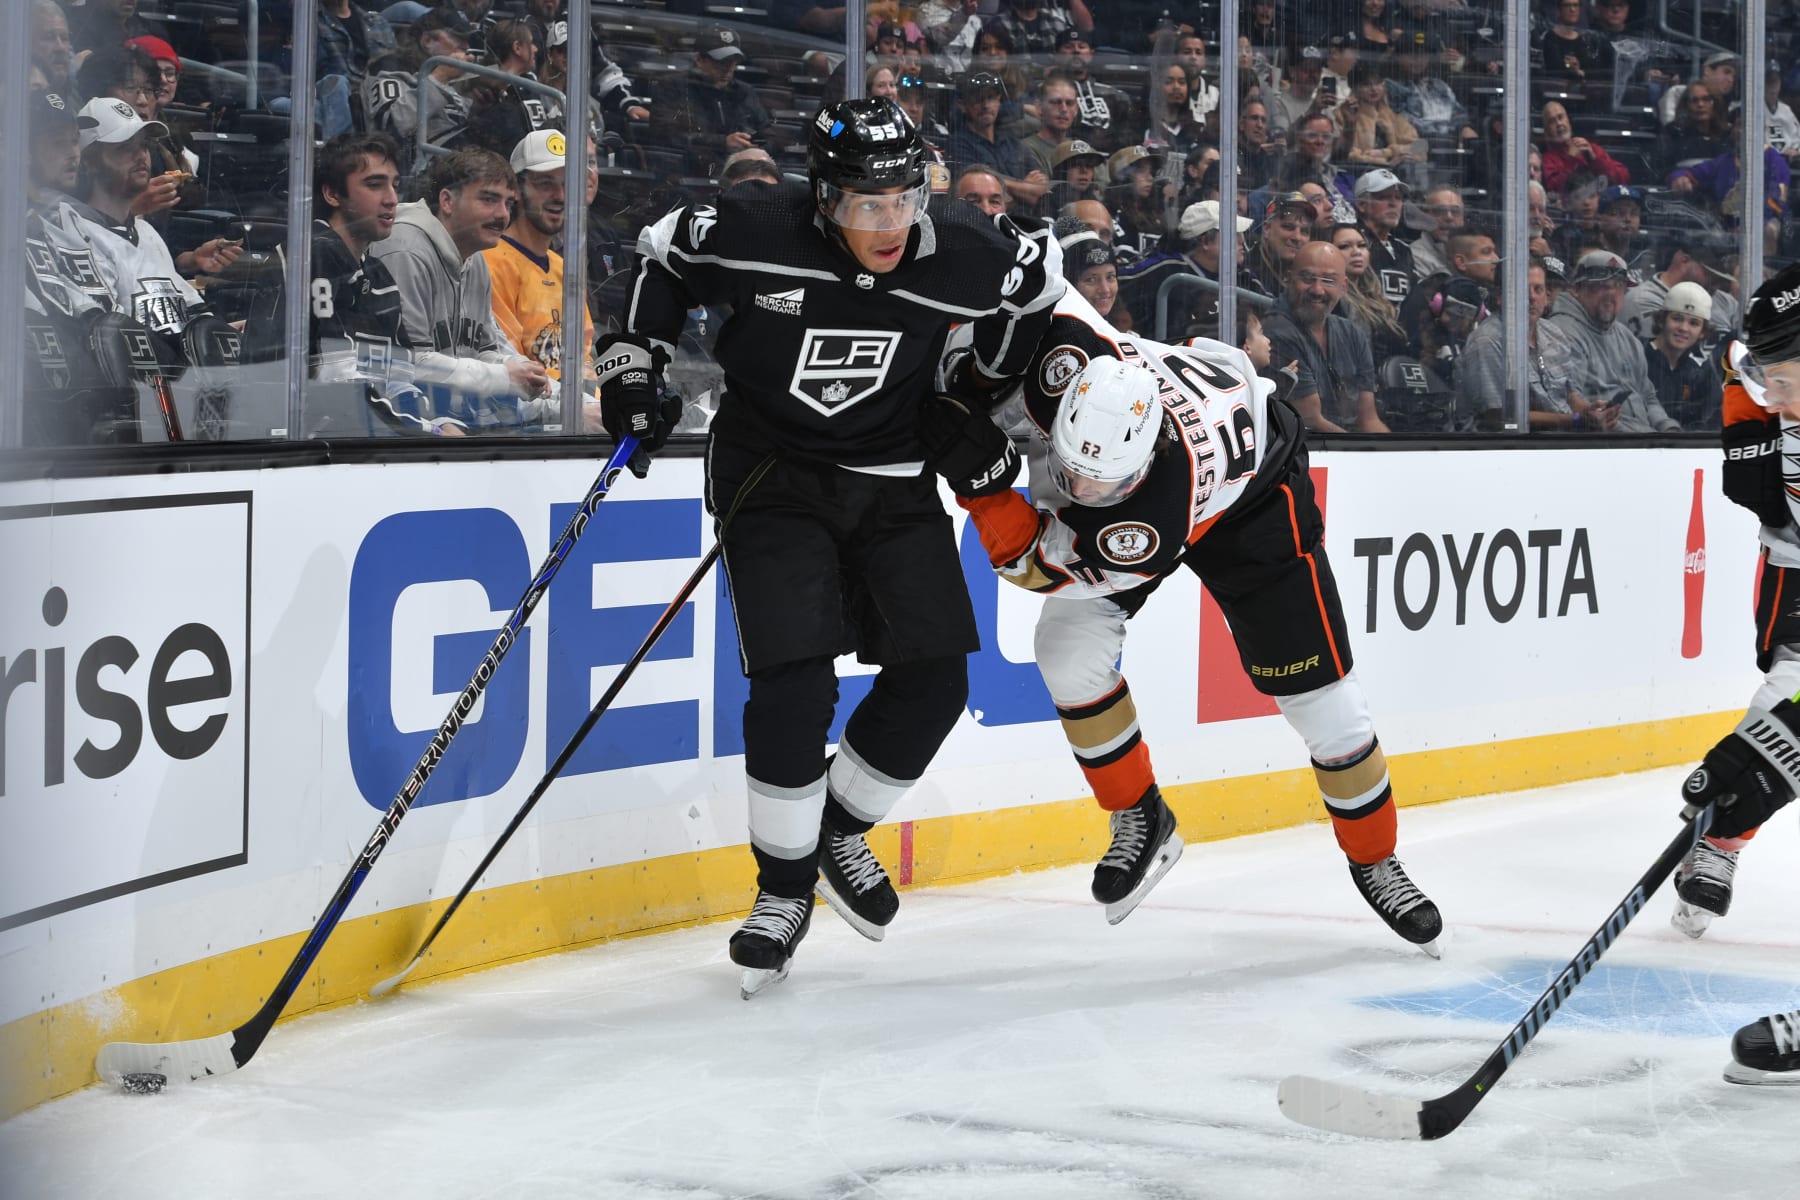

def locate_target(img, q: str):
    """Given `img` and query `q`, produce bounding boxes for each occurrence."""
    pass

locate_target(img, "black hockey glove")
[1680,700,1800,840]
[919,392,1020,499]
[1720,416,1789,530]
[595,331,673,447]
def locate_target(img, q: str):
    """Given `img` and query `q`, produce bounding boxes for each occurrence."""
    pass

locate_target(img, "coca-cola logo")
[1685,548,1706,574]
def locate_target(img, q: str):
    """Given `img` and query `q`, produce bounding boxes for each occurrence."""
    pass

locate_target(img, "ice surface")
[4,768,1797,1200]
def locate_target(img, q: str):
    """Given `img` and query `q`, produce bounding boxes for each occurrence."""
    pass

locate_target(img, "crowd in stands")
[18,0,1800,444]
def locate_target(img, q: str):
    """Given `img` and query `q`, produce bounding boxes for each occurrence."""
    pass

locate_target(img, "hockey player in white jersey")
[1677,263,1800,1084]
[923,289,1444,949]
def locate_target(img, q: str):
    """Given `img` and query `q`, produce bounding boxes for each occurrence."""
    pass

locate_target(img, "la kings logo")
[790,329,901,417]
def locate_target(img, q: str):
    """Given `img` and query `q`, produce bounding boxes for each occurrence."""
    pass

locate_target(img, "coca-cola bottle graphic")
[1683,468,1706,659]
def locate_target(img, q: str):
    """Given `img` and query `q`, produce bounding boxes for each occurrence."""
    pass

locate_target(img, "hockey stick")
[94,437,642,1089]
[1277,802,1715,1141]
[370,540,723,997]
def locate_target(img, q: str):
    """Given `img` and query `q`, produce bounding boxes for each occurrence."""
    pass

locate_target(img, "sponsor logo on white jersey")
[789,329,902,416]
[755,288,806,316]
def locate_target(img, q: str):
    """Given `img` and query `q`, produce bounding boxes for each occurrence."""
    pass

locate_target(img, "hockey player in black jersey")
[245,132,463,436]
[927,290,1444,950]
[597,98,1063,997]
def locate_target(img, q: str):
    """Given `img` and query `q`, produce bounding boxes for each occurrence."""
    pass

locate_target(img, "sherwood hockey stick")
[371,540,723,997]
[1277,802,1715,1141]
[95,437,642,1089]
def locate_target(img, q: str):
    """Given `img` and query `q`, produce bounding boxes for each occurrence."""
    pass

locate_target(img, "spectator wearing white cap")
[1643,281,1722,429]
[483,131,602,428]
[1353,168,1414,306]
[1619,235,1728,339]
[1115,198,1249,337]
[66,98,241,340]
[1545,250,1681,432]
[1175,199,1263,339]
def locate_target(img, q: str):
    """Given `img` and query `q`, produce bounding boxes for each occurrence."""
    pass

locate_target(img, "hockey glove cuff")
[1680,700,1800,840]
[595,332,672,448]
[919,392,1021,498]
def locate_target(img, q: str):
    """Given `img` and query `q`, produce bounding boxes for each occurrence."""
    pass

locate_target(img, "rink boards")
[0,447,1754,1113]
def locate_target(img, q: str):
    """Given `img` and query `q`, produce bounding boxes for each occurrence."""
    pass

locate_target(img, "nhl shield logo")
[789,329,902,416]
[855,273,874,289]
[1097,520,1158,565]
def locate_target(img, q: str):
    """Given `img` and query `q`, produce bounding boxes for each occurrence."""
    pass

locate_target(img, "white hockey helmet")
[1049,357,1162,507]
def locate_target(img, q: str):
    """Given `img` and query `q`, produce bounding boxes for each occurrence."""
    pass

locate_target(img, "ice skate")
[728,892,814,1000]
[1092,786,1184,925]
[815,825,898,942]
[1348,854,1442,957]
[1671,841,1737,938]
[1724,1010,1800,1086]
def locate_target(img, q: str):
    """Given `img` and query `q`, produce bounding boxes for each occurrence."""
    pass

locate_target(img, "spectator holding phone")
[650,29,771,176]
[1544,250,1681,432]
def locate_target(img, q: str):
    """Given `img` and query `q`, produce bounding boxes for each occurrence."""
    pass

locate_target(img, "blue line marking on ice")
[1356,961,1800,1038]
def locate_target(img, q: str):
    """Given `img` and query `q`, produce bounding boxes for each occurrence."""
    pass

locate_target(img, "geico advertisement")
[0,493,250,932]
[338,450,1742,818]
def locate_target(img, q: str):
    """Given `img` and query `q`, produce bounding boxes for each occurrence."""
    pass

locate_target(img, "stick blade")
[96,1033,240,1087]
[1277,1075,1425,1140]
[368,957,421,998]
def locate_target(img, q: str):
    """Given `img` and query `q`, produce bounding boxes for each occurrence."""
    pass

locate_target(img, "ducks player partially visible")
[1674,262,1800,1085]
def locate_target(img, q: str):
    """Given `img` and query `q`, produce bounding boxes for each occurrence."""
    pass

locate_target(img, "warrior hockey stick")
[370,540,723,997]
[1277,802,1715,1141]
[94,437,642,1089]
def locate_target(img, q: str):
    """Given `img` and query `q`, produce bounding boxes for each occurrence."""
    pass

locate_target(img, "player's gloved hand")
[1680,700,1800,840]
[594,331,672,448]
[919,392,1020,498]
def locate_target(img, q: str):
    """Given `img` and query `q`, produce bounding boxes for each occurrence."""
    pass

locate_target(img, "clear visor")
[1048,448,1152,508]
[822,180,929,231]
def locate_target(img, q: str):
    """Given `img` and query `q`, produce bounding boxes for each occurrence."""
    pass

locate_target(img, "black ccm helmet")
[807,98,929,232]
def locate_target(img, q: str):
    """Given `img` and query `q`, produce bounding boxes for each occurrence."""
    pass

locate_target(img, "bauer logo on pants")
[789,329,902,417]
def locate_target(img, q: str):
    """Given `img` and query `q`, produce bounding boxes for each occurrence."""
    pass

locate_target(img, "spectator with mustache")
[371,148,552,427]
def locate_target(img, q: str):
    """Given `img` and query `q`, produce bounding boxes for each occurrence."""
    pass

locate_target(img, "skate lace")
[830,832,888,895]
[1689,843,1738,887]
[1773,1011,1800,1057]
[1098,805,1150,871]
[740,894,809,940]
[1358,858,1427,918]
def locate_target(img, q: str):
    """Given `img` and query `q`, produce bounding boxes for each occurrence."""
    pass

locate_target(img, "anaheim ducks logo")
[1040,345,1087,396]
[1097,520,1158,565]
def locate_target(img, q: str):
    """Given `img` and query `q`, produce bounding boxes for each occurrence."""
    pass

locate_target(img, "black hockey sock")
[839,655,968,781]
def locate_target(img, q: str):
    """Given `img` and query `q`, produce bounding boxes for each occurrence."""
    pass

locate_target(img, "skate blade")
[739,961,791,1001]
[1723,1061,1800,1087]
[1671,900,1715,939]
[1414,937,1442,960]
[814,878,888,943]
[1104,835,1185,926]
